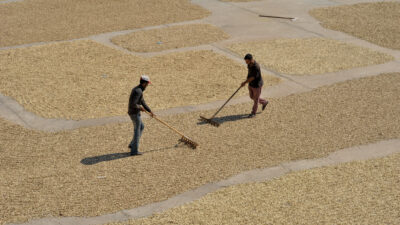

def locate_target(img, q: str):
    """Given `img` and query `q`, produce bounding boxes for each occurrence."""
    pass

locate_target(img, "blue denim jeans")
[129,114,144,154]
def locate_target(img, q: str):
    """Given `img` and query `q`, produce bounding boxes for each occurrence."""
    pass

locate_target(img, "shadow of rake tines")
[80,146,178,165]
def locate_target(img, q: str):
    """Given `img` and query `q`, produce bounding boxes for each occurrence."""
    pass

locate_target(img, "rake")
[200,86,242,127]
[259,14,297,21]
[144,111,198,149]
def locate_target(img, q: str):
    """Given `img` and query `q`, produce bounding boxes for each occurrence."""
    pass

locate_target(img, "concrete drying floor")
[1,0,400,225]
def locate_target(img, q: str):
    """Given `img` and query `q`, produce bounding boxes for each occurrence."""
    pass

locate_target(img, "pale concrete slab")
[228,0,400,59]
[281,158,335,172]
[193,0,320,39]
[217,166,289,187]
[0,0,24,4]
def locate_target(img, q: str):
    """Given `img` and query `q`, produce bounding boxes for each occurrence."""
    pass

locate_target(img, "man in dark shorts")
[127,75,154,156]
[241,54,269,118]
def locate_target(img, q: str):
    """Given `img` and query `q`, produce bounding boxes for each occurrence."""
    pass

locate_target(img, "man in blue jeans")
[128,75,154,156]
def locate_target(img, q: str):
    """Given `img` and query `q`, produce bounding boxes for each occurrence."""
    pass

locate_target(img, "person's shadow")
[197,113,258,126]
[80,146,177,165]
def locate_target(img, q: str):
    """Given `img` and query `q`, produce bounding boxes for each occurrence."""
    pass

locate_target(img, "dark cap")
[244,53,253,60]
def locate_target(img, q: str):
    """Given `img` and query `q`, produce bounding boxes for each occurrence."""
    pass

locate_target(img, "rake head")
[199,116,220,127]
[179,136,198,149]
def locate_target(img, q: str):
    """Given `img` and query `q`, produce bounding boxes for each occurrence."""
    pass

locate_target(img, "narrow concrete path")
[10,139,400,225]
[0,0,23,4]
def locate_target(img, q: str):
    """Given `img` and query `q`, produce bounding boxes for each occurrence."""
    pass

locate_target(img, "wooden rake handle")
[259,15,295,20]
[144,111,186,137]
[210,86,242,119]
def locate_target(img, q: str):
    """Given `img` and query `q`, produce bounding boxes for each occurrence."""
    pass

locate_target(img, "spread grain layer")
[310,2,400,50]
[111,24,230,53]
[0,73,399,224]
[0,40,279,120]
[112,153,400,225]
[228,38,393,75]
[0,0,209,47]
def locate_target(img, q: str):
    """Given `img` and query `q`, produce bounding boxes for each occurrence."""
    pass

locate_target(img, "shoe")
[262,101,269,111]
[247,113,256,118]
[130,152,143,156]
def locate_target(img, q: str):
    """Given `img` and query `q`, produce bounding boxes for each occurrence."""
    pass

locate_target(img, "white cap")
[140,75,151,84]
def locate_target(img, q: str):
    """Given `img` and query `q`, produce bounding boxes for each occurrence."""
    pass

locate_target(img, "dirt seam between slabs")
[10,139,400,225]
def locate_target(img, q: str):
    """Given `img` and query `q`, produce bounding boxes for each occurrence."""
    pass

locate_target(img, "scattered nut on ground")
[1,73,399,225]
[0,0,209,47]
[310,2,400,50]
[111,24,230,53]
[228,38,393,75]
[111,153,400,225]
[0,40,280,119]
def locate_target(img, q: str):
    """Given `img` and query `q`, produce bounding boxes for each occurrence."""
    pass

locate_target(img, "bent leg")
[248,85,255,100]
[257,86,268,105]
[249,86,260,114]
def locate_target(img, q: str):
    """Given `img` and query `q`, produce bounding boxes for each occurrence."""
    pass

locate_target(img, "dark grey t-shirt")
[128,85,151,115]
[247,61,264,88]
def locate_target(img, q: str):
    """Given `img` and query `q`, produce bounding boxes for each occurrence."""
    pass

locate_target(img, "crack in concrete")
[10,139,400,225]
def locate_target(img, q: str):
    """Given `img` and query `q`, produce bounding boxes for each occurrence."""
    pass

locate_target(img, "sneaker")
[247,113,256,118]
[262,101,269,111]
[130,152,143,156]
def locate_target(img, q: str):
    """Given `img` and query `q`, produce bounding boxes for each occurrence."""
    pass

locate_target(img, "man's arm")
[140,98,151,112]
[140,98,154,117]
[241,63,260,87]
[241,77,255,87]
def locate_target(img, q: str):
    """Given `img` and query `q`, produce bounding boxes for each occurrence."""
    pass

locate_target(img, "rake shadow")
[81,146,177,165]
[197,112,263,126]
[197,113,250,126]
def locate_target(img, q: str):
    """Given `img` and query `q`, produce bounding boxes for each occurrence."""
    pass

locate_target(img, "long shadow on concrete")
[197,113,261,126]
[81,146,177,165]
